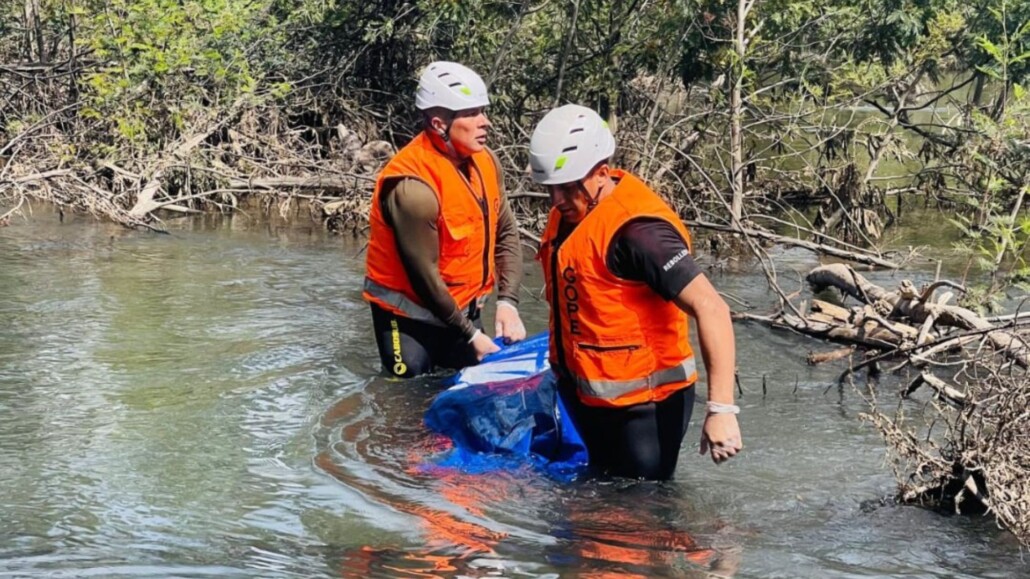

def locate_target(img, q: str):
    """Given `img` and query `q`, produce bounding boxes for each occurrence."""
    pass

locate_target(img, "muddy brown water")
[1,206,1026,577]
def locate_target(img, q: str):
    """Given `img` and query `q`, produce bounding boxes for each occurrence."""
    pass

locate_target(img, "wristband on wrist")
[467,329,483,344]
[706,401,740,415]
[496,300,518,312]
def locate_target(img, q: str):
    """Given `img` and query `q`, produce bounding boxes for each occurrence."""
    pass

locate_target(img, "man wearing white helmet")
[531,104,741,479]
[363,61,526,378]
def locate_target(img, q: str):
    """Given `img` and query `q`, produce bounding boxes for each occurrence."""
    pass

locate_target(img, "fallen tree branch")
[508,190,549,199]
[0,194,26,224]
[2,169,74,186]
[129,130,225,218]
[518,226,541,245]
[686,219,901,269]
[808,263,1030,367]
[228,174,373,190]
[843,325,1018,383]
[128,98,252,220]
[903,371,968,408]
[734,310,902,349]
[807,346,856,365]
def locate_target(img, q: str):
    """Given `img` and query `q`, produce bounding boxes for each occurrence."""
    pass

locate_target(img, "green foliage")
[949,185,1030,311]
[3,0,310,154]
[1,0,1028,245]
[965,0,1030,84]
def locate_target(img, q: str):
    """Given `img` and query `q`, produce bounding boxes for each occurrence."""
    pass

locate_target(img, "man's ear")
[586,162,610,183]
[426,108,451,135]
[429,115,446,134]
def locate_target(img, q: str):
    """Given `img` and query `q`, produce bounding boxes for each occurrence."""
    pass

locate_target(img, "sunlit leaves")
[50,0,296,154]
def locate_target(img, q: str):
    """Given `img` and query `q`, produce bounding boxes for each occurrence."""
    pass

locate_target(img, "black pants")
[558,380,696,480]
[370,303,482,378]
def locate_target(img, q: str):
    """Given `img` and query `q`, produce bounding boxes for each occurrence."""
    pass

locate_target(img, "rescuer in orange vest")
[364,62,526,378]
[529,104,741,479]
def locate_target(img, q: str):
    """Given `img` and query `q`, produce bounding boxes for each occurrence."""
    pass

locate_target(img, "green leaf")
[977,36,1004,62]
[1019,217,1030,235]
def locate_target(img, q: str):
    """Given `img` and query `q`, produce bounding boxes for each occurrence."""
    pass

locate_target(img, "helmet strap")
[426,111,459,157]
[438,115,454,142]
[578,180,602,211]
[431,112,460,158]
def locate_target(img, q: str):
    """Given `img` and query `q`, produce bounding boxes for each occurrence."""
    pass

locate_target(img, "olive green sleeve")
[381,178,478,339]
[487,149,524,305]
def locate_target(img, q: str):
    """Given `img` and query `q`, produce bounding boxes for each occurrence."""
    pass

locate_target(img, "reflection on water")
[0,207,1026,577]
[316,377,515,577]
[315,377,738,577]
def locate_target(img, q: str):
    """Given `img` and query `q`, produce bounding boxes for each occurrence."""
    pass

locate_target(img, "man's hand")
[470,330,501,360]
[494,300,526,344]
[700,412,742,464]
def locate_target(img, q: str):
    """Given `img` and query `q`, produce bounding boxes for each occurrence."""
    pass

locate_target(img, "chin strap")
[578,181,604,211]
[436,115,460,158]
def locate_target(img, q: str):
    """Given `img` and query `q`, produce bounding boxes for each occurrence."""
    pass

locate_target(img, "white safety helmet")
[415,61,490,111]
[528,104,616,185]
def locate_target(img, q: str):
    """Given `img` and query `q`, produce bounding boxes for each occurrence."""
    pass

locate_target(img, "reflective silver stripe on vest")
[574,357,697,401]
[364,278,448,326]
[362,276,482,325]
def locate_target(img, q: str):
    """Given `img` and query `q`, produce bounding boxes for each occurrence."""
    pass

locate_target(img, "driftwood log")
[806,263,1030,368]
[737,262,1030,368]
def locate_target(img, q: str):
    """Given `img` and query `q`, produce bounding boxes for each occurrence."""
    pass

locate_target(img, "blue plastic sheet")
[424,332,588,479]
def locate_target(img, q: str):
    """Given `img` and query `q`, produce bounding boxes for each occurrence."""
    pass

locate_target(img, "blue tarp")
[424,332,588,479]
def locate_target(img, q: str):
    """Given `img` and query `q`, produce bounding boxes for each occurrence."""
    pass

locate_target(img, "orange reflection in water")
[321,386,736,578]
[575,527,713,564]
[552,497,738,578]
[340,546,458,578]
[318,436,508,579]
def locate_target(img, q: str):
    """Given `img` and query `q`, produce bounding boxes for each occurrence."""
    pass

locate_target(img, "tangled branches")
[864,354,1030,544]
[0,99,389,232]
[739,262,1030,544]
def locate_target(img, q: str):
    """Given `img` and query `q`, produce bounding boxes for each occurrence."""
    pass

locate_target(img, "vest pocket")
[573,339,652,383]
[441,221,473,258]
[577,343,640,352]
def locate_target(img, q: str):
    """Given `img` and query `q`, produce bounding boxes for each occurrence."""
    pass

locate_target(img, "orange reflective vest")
[364,132,500,324]
[537,170,697,408]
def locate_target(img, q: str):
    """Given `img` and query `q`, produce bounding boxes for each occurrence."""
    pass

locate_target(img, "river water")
[0,206,1026,578]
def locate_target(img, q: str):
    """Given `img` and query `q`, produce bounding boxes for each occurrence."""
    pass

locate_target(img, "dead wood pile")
[1,105,388,233]
[738,262,1030,545]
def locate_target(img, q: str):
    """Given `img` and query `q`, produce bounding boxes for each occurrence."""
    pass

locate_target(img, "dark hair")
[421,107,453,131]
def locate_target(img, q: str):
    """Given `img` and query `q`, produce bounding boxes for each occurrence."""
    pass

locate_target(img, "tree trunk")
[24,0,44,62]
[970,71,985,120]
[554,0,580,107]
[729,0,747,224]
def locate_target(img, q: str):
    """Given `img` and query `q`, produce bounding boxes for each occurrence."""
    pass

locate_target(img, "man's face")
[548,165,607,224]
[548,181,591,224]
[437,107,489,158]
